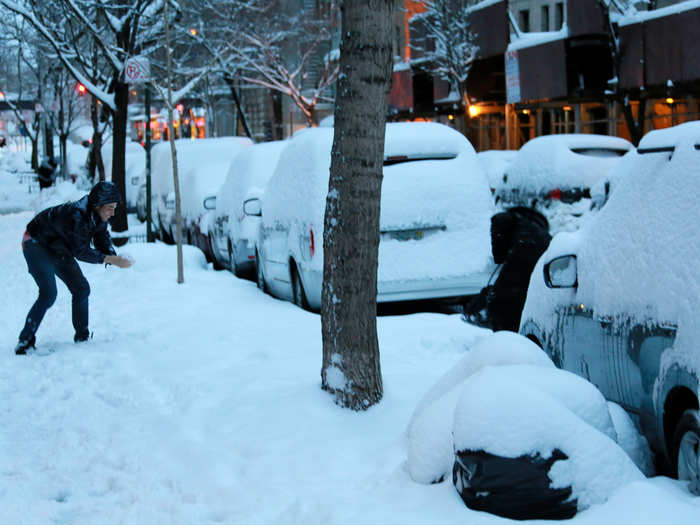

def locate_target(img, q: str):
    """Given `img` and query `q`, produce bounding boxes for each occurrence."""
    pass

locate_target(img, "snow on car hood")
[503,134,633,195]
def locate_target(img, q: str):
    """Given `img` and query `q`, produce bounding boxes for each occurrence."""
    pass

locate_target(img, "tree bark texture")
[321,0,395,410]
[110,77,129,235]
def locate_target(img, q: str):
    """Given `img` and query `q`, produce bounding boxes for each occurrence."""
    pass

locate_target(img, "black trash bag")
[453,448,577,520]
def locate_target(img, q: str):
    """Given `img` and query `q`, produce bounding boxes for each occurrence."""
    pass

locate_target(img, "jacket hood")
[88,181,122,208]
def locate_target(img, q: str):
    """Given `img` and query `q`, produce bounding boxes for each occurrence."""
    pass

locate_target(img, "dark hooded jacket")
[26,182,120,264]
[488,207,552,331]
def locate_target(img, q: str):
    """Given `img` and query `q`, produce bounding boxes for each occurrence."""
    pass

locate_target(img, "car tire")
[209,233,224,271]
[673,408,700,495]
[255,250,266,293]
[291,263,309,310]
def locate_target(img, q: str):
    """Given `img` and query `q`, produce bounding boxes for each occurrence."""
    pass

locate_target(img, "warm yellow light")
[189,28,198,36]
[468,105,479,117]
[448,114,454,120]
[522,109,530,115]
[563,105,572,111]
[666,97,675,104]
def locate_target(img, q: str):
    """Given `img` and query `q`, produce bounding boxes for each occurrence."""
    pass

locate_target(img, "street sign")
[124,56,151,84]
[505,50,521,105]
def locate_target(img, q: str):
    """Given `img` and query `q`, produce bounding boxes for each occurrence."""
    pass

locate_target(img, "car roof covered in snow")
[503,134,634,194]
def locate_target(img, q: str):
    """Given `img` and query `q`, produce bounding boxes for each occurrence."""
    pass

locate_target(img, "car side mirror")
[543,255,578,288]
[203,196,216,210]
[243,198,262,217]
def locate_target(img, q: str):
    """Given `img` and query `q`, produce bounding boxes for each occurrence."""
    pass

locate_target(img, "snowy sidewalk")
[0,198,698,522]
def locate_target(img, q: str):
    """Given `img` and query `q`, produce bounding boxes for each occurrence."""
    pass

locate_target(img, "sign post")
[124,57,154,242]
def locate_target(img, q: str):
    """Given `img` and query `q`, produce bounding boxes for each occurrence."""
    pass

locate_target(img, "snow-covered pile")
[407,331,554,484]
[453,366,644,510]
[408,331,654,512]
[263,122,494,280]
[502,134,633,196]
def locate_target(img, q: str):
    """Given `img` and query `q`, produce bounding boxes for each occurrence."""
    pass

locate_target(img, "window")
[541,5,550,31]
[555,2,564,30]
[519,9,530,32]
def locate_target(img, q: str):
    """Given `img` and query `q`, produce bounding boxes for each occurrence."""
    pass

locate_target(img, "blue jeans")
[18,238,90,343]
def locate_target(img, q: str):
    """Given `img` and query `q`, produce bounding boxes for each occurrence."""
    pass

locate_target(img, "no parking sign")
[124,56,151,84]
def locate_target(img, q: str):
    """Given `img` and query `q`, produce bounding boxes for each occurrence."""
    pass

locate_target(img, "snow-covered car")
[519,121,700,495]
[209,140,288,276]
[101,139,146,213]
[476,149,516,198]
[497,134,633,233]
[258,122,496,310]
[179,159,233,263]
[498,134,633,206]
[150,137,253,243]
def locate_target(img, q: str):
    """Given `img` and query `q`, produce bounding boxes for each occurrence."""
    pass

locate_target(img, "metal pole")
[145,84,153,243]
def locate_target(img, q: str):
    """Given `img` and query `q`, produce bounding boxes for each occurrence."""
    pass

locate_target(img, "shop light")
[522,109,530,115]
[666,97,675,105]
[189,28,197,36]
[468,105,479,117]
[563,105,572,111]
[448,114,454,120]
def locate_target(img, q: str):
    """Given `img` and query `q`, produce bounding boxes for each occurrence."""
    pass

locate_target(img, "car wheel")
[229,241,241,277]
[291,263,309,310]
[673,408,700,495]
[209,234,223,270]
[255,250,266,292]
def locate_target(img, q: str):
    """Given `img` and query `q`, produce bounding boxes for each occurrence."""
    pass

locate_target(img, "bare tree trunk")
[321,0,395,410]
[110,78,129,236]
[164,0,184,284]
[222,73,253,140]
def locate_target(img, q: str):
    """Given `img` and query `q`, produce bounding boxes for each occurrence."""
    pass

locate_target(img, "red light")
[309,228,315,257]
[548,188,562,200]
[76,83,87,95]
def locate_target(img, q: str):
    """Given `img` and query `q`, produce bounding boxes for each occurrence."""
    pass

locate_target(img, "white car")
[209,140,288,276]
[150,137,253,243]
[258,122,496,310]
[179,159,232,263]
[497,134,633,233]
[519,121,700,494]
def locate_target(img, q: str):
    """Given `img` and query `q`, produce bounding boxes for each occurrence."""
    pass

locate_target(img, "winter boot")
[15,335,36,355]
[74,331,93,343]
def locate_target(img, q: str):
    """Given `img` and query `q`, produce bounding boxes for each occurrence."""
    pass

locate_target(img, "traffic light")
[76,83,87,95]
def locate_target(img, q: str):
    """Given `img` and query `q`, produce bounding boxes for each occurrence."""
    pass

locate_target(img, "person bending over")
[14,181,132,355]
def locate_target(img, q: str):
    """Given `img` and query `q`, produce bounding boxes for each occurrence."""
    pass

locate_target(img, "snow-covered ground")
[1,153,699,524]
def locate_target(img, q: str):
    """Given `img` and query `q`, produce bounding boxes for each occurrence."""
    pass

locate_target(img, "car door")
[555,308,613,396]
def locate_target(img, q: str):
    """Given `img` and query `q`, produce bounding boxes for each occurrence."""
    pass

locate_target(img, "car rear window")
[569,148,629,158]
[383,153,457,166]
